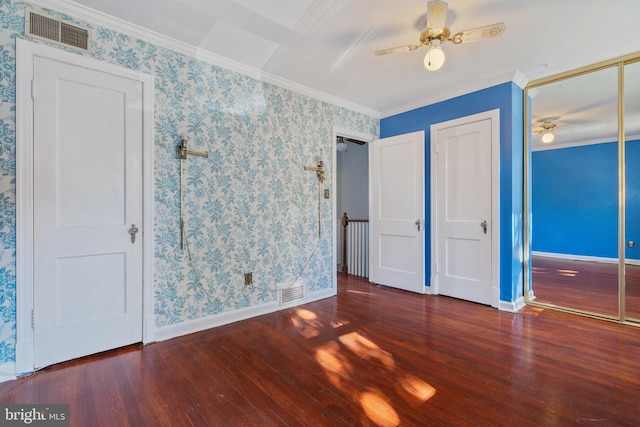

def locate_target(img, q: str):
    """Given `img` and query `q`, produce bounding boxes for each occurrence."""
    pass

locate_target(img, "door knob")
[481,220,487,235]
[415,219,421,231]
[129,224,139,243]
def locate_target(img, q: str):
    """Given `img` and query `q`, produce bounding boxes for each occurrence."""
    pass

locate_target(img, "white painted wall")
[336,141,369,266]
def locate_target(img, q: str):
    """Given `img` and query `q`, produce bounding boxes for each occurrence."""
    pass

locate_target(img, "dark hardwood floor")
[532,255,640,320]
[1,274,640,426]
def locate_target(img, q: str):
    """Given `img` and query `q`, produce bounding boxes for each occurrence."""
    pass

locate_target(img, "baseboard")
[155,286,336,342]
[499,296,525,313]
[303,287,336,303]
[0,362,16,383]
[532,251,640,266]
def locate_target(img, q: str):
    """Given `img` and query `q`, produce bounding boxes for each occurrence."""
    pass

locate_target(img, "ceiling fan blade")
[426,0,448,34]
[374,44,422,56]
[343,137,366,145]
[451,22,506,44]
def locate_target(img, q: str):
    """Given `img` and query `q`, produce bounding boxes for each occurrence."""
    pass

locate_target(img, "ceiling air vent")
[28,11,89,51]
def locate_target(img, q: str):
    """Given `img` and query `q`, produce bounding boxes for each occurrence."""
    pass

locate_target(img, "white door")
[33,56,143,368]
[370,131,425,293]
[432,114,495,305]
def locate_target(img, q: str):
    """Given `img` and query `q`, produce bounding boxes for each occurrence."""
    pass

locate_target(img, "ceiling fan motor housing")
[420,27,451,45]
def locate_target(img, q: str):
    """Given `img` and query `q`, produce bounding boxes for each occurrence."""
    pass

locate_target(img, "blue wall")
[532,139,640,260]
[380,82,524,304]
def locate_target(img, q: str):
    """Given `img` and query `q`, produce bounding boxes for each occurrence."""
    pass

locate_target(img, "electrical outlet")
[244,272,253,286]
[629,241,635,248]
[324,189,330,199]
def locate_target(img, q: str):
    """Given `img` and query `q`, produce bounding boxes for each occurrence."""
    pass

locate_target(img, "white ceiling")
[44,0,640,122]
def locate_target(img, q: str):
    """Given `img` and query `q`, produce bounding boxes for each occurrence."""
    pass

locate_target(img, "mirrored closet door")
[526,55,640,323]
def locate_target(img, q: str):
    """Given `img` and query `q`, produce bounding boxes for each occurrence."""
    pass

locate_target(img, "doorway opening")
[333,129,373,288]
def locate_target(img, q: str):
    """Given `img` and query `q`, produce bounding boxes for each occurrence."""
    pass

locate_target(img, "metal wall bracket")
[177,139,209,159]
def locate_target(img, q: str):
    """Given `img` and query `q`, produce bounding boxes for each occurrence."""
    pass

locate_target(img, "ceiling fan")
[336,136,366,152]
[374,0,506,71]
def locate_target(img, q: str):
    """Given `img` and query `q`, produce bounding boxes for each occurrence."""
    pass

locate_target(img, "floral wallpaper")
[0,0,378,364]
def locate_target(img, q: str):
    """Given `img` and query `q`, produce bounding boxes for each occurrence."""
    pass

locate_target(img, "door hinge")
[31,309,36,329]
[435,143,439,153]
[31,80,36,100]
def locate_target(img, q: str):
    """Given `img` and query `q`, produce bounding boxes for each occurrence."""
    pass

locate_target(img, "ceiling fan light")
[336,136,348,152]
[541,131,555,144]
[424,41,445,71]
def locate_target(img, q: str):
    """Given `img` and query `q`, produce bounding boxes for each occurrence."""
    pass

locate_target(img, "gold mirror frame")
[524,53,640,324]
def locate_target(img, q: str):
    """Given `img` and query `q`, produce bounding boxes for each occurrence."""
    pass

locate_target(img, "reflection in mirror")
[529,66,619,318]
[625,61,640,322]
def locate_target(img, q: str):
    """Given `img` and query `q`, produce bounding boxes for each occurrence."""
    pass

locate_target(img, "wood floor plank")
[212,338,336,426]
[220,321,362,425]
[180,339,266,426]
[1,274,639,426]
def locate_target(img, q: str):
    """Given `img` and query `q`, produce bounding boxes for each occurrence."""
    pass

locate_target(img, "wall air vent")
[280,285,304,305]
[27,11,90,51]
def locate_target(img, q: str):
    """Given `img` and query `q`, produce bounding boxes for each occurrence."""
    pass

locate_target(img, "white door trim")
[15,39,155,374]
[430,109,500,307]
[332,126,376,289]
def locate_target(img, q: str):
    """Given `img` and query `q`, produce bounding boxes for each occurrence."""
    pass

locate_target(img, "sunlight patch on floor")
[530,306,546,317]
[291,309,323,338]
[296,308,317,320]
[557,269,578,277]
[398,375,436,404]
[339,332,395,370]
[293,306,436,426]
[331,319,350,328]
[314,342,353,391]
[347,290,375,296]
[360,387,400,427]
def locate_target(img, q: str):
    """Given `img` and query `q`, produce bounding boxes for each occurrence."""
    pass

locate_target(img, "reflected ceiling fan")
[374,0,506,71]
[533,117,559,144]
[532,116,607,144]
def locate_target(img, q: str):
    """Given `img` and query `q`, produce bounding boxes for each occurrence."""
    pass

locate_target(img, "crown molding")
[381,70,528,119]
[512,70,529,89]
[30,0,381,119]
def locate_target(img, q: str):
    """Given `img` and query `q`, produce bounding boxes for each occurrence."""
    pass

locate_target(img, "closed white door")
[433,117,493,304]
[33,56,143,368]
[370,131,425,293]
